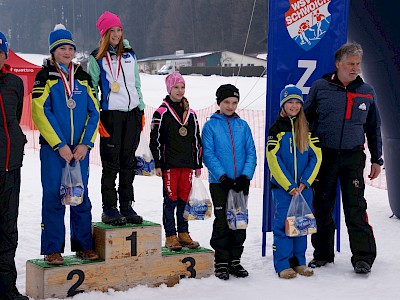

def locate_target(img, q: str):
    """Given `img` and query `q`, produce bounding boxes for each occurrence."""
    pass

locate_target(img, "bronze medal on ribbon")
[179,126,187,137]
[67,98,76,109]
[110,81,120,93]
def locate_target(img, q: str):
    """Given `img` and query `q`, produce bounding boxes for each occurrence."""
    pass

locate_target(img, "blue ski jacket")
[202,112,257,183]
[267,115,321,193]
[304,73,383,165]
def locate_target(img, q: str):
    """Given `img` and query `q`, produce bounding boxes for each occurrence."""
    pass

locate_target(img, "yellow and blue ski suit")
[267,114,321,273]
[32,59,99,255]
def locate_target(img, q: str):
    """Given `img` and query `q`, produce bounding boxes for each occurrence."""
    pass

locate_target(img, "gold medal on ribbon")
[179,126,187,137]
[110,81,120,93]
[67,98,76,109]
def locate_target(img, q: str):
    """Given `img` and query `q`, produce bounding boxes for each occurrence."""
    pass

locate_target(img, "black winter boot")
[354,261,371,274]
[229,260,249,278]
[308,258,333,268]
[5,286,29,300]
[214,262,229,280]
[120,206,143,224]
[101,207,127,226]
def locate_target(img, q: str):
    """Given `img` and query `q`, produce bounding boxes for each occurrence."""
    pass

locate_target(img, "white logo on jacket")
[358,103,367,111]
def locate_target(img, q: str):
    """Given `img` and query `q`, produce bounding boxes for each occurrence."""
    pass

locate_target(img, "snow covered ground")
[12,53,399,300]
[16,151,399,300]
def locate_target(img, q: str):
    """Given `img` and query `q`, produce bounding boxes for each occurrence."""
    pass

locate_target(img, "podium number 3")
[181,257,196,278]
[67,269,85,297]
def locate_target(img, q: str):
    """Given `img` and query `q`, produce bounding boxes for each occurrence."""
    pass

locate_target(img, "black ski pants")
[311,148,376,267]
[209,183,246,264]
[100,108,142,209]
[0,168,21,295]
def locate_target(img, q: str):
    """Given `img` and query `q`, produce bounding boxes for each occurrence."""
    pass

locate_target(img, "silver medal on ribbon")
[67,98,76,109]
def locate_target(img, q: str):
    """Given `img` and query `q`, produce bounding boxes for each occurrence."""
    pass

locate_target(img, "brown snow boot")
[178,232,200,249]
[294,265,314,276]
[279,268,297,279]
[44,253,64,265]
[165,235,182,251]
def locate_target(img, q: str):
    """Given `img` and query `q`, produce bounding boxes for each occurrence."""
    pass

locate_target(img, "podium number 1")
[126,231,138,256]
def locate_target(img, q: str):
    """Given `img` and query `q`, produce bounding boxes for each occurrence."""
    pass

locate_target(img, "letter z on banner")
[262,0,350,256]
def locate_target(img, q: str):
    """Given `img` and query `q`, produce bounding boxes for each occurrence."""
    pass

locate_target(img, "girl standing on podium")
[32,24,100,265]
[88,11,145,226]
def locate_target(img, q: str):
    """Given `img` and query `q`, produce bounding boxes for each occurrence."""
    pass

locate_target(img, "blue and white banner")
[262,0,350,254]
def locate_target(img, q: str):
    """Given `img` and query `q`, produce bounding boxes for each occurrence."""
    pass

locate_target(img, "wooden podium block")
[92,221,162,260]
[26,221,214,299]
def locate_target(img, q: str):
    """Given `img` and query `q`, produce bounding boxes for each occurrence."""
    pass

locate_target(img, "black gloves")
[219,174,235,191]
[219,174,250,194]
[234,175,250,194]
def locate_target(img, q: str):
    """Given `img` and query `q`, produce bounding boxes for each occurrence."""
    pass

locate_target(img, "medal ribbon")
[105,52,122,83]
[56,63,74,99]
[163,100,189,126]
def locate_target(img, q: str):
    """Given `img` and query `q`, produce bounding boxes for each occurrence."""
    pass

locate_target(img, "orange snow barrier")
[23,104,387,190]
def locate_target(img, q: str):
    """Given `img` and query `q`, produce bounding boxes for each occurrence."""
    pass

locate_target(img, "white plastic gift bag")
[134,131,155,176]
[285,192,317,237]
[183,177,212,220]
[60,161,84,206]
[226,190,248,230]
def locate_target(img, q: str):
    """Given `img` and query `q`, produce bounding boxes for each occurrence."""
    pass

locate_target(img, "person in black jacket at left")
[0,31,29,300]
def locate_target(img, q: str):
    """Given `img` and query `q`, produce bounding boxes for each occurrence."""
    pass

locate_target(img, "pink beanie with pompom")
[96,11,123,37]
[165,72,185,94]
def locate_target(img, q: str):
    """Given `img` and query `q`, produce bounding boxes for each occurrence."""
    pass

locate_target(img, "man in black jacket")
[304,43,383,274]
[0,32,28,300]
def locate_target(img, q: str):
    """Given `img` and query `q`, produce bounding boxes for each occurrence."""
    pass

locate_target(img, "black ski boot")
[6,286,29,300]
[229,260,249,278]
[120,206,143,224]
[308,258,333,268]
[101,207,127,226]
[354,261,371,274]
[214,262,229,280]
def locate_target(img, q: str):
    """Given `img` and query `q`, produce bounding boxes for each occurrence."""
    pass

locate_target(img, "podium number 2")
[126,231,137,256]
[67,269,85,297]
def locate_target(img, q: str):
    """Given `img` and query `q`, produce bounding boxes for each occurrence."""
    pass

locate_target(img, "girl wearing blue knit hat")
[266,84,322,279]
[32,24,100,265]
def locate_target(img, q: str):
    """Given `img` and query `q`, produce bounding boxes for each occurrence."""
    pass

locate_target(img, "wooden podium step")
[26,221,214,299]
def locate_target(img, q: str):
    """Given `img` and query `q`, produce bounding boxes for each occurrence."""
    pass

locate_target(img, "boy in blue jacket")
[202,84,257,280]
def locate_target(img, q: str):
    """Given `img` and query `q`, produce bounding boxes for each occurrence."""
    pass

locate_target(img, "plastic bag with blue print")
[285,192,316,237]
[226,190,248,230]
[60,161,84,206]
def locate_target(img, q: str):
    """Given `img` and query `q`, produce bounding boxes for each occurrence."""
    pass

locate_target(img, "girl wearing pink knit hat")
[149,72,203,251]
[88,11,145,226]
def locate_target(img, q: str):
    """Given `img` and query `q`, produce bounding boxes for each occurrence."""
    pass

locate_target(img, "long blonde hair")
[294,107,309,153]
[95,30,125,60]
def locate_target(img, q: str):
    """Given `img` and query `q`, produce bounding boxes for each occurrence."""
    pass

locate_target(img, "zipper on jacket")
[338,88,348,150]
[290,117,298,184]
[67,94,74,145]
[121,65,132,111]
[0,92,10,171]
[225,116,237,179]
[330,81,348,151]
[70,72,76,145]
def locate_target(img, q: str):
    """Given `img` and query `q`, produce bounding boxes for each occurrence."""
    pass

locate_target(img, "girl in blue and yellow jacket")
[32,25,99,265]
[267,85,321,279]
[202,84,257,280]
